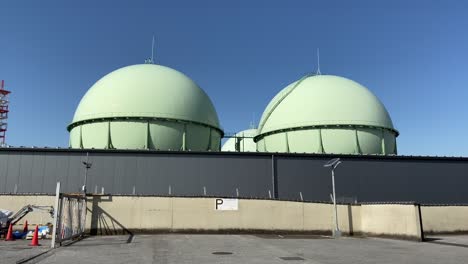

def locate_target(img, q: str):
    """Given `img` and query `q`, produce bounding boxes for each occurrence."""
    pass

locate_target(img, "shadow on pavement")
[425,237,468,248]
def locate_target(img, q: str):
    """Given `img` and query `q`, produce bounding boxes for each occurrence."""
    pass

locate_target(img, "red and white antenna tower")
[0,80,11,146]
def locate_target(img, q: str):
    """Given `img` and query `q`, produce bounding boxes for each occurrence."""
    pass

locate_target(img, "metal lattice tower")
[0,80,11,146]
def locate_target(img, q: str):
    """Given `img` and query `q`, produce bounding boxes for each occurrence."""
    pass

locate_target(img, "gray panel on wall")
[276,156,332,201]
[65,154,83,194]
[276,156,468,204]
[136,155,160,195]
[0,148,467,204]
[0,153,9,193]
[45,153,67,192]
[86,154,115,194]
[6,153,22,193]
[30,153,46,193]
[346,159,468,204]
[193,155,272,198]
[18,153,34,193]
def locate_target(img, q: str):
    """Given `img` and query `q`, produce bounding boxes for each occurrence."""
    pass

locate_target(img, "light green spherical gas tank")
[221,129,257,152]
[68,64,223,151]
[255,75,398,154]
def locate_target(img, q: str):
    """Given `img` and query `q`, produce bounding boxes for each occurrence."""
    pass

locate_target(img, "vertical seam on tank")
[105,122,109,149]
[79,126,84,149]
[241,132,245,151]
[381,128,386,155]
[108,122,114,149]
[145,121,150,150]
[355,129,361,154]
[258,74,313,132]
[317,128,324,153]
[207,128,212,150]
[182,124,187,151]
[218,131,221,151]
[68,129,72,148]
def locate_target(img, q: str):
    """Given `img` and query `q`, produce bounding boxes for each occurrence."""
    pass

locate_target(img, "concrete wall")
[421,206,468,234]
[0,195,55,229]
[84,196,402,238]
[1,148,468,204]
[360,204,422,239]
[86,196,340,234]
[0,195,466,240]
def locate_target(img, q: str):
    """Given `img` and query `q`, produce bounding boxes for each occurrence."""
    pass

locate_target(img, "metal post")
[83,167,88,194]
[51,182,61,248]
[82,152,92,195]
[331,168,341,237]
[271,154,276,199]
[324,158,342,238]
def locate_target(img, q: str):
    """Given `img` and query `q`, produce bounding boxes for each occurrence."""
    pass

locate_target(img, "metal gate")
[51,182,87,248]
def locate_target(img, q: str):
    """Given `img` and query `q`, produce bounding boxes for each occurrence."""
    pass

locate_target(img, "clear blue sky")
[0,0,467,156]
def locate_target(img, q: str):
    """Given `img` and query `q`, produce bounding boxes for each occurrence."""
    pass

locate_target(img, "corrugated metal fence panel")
[0,153,9,193]
[276,156,333,201]
[0,149,467,203]
[275,156,468,204]
[5,153,21,193]
[65,152,273,197]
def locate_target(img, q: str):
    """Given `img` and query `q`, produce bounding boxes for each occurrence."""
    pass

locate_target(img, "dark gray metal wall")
[0,148,467,204]
[276,156,468,203]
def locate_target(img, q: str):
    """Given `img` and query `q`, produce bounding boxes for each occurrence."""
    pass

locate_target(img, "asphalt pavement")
[2,234,468,264]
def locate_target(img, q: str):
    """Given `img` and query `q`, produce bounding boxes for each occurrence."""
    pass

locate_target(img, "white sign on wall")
[215,198,238,211]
